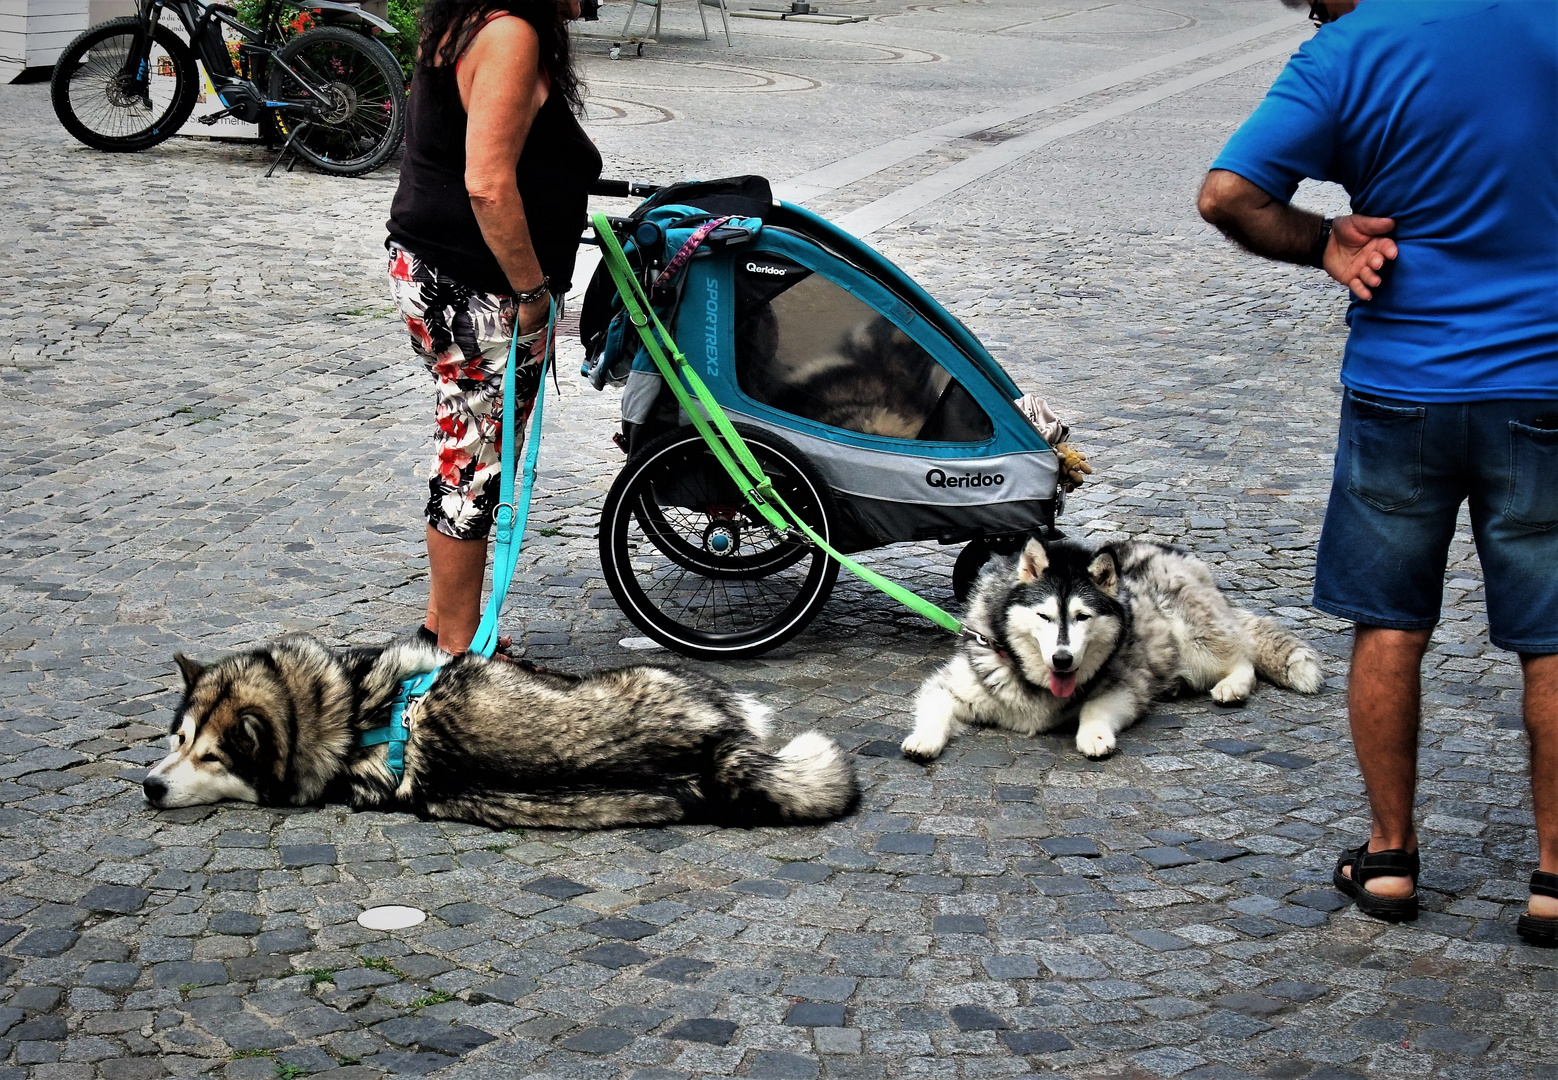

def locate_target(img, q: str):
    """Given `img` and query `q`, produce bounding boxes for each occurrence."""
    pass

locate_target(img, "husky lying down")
[144,635,857,829]
[903,538,1324,761]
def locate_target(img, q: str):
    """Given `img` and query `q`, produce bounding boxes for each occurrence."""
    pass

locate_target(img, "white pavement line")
[771,14,1308,204]
[835,34,1308,238]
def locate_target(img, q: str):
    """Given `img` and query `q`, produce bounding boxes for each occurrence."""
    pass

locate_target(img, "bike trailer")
[580,176,1067,658]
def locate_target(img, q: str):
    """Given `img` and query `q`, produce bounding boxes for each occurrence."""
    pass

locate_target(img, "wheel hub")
[316,82,357,125]
[702,519,740,557]
[105,73,145,109]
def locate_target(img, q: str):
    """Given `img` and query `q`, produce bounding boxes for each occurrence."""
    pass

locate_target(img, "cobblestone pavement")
[2,2,1554,1079]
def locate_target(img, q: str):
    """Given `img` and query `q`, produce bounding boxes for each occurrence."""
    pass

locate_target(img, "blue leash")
[361,300,555,781]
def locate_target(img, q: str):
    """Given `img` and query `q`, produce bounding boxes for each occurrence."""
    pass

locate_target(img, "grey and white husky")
[144,635,857,829]
[902,538,1324,760]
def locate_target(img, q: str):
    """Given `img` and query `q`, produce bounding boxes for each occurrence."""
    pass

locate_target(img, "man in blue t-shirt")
[1198,0,1557,943]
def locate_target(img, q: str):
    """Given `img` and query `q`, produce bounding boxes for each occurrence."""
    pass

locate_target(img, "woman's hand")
[517,294,552,351]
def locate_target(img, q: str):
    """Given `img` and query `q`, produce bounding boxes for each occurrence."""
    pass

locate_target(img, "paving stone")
[662,1018,737,1045]
[1137,846,1198,869]
[948,1005,1009,1031]
[786,1002,846,1027]
[1000,1030,1074,1054]
[559,1026,633,1054]
[577,942,651,968]
[78,885,150,914]
[523,876,593,899]
[747,1050,820,1080]
[1037,837,1100,858]
[644,957,713,984]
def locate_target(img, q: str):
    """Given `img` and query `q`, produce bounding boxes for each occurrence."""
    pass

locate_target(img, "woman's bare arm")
[459,16,550,332]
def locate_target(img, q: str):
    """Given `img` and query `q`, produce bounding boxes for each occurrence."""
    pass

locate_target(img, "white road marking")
[834,34,1310,237]
[773,13,1307,205]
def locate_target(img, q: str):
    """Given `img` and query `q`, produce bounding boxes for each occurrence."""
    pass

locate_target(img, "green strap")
[591,213,966,639]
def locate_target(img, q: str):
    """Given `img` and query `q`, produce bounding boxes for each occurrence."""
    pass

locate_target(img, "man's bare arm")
[1197,168,1398,301]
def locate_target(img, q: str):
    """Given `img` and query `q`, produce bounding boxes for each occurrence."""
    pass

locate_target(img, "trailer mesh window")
[734,260,993,443]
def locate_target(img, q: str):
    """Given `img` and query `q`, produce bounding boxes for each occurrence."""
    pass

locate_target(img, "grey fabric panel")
[730,413,1059,506]
[838,493,1054,548]
[620,370,665,425]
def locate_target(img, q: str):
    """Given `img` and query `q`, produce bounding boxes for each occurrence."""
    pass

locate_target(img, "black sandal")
[1516,870,1558,948]
[1333,841,1420,922]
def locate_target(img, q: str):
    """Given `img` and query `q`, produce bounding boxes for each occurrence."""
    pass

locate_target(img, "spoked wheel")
[600,425,841,659]
[50,18,198,152]
[269,26,405,176]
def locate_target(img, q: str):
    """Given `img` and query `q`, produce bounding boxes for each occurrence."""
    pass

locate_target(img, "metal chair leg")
[718,0,732,45]
[698,0,709,39]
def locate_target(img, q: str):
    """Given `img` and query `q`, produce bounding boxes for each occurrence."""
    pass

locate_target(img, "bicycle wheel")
[269,25,405,177]
[600,425,841,659]
[50,18,197,152]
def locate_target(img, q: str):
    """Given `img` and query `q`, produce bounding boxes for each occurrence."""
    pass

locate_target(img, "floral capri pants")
[389,244,545,541]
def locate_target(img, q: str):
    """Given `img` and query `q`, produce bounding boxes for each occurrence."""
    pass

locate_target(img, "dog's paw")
[1286,651,1325,695]
[900,731,947,763]
[1075,726,1117,759]
[1210,678,1251,705]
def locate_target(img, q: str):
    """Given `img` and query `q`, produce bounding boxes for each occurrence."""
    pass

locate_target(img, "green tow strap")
[591,213,969,640]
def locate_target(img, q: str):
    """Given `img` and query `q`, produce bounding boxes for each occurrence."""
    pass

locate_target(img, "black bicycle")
[50,0,406,177]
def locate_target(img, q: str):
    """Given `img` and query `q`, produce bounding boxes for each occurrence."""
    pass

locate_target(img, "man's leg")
[426,526,487,655]
[1342,625,1434,898]
[1525,652,1558,919]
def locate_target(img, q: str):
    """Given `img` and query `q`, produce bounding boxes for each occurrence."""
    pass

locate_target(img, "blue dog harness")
[358,302,554,781]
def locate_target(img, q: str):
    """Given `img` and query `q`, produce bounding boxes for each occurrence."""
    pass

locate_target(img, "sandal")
[415,625,516,657]
[1333,841,1419,922]
[1516,870,1558,948]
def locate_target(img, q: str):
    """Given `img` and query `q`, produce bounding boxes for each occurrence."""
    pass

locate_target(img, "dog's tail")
[1234,609,1325,694]
[716,730,858,825]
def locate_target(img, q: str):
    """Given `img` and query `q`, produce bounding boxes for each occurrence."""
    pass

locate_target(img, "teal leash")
[361,300,555,781]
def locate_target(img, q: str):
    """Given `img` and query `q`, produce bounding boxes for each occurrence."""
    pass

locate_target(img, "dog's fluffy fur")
[902,538,1324,761]
[144,635,857,829]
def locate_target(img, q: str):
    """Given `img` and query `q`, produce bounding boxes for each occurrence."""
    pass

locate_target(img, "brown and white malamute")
[144,635,857,830]
[902,538,1324,761]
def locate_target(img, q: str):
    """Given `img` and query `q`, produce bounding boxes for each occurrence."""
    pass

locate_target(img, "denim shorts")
[1313,389,1558,653]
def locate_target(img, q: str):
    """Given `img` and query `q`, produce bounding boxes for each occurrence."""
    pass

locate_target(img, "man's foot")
[1334,841,1419,922]
[1518,870,1558,947]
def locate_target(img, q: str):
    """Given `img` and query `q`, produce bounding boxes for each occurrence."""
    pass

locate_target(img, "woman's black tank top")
[386,58,601,297]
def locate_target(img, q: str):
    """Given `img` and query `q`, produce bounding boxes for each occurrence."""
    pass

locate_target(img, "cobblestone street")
[2,2,1554,1078]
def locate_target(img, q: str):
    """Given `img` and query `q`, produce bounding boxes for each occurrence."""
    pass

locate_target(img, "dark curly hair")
[417,0,584,114]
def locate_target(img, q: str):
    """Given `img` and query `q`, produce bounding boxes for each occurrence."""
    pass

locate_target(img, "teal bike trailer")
[581,176,1064,659]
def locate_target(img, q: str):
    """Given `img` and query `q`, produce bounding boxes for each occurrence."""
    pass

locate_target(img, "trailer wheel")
[600,425,839,659]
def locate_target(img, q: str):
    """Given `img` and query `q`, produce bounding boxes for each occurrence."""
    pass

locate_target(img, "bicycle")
[50,0,407,177]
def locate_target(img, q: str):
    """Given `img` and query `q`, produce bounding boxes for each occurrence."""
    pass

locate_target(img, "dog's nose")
[142,776,168,805]
[1052,650,1074,671]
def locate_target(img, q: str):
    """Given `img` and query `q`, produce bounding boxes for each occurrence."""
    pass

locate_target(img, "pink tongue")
[1050,670,1077,698]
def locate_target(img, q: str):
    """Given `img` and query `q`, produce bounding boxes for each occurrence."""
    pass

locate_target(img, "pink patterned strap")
[653,216,734,292]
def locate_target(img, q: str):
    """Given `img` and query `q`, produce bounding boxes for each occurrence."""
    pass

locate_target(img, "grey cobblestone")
[0,0,1551,1077]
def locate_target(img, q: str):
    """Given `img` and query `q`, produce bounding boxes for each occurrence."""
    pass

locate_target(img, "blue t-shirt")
[1212,0,1558,401]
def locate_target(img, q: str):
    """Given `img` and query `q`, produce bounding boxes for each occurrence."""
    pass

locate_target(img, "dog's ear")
[1088,550,1119,596]
[1017,538,1049,583]
[237,712,265,754]
[174,653,204,692]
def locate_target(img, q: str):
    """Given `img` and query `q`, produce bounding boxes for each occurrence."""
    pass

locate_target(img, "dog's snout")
[1052,650,1074,671]
[142,775,168,805]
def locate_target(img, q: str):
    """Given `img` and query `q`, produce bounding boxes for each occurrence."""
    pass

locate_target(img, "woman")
[386,0,601,655]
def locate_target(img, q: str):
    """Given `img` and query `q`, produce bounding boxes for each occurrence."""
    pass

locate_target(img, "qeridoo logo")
[926,468,1004,489]
[745,262,789,276]
[704,275,720,376]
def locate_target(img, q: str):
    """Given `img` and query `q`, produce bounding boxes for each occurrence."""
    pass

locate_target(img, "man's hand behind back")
[1325,214,1397,300]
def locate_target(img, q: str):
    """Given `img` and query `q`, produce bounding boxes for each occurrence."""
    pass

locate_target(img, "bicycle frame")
[122,0,391,117]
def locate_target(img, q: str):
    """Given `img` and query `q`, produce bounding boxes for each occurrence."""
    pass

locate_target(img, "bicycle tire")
[268,25,405,177]
[600,424,840,660]
[50,17,198,152]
